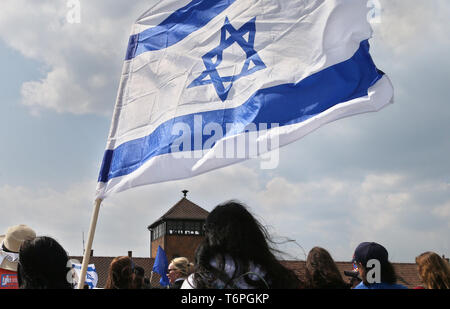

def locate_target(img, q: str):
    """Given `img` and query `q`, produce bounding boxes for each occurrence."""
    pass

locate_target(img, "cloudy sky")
[0,0,449,263]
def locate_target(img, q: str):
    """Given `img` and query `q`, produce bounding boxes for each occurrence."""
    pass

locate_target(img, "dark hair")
[17,236,72,289]
[193,201,301,289]
[131,266,145,289]
[304,247,350,289]
[134,265,145,277]
[105,256,135,289]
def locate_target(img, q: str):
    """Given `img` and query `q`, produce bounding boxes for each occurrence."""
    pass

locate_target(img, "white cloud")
[361,173,404,192]
[252,172,450,262]
[2,0,448,116]
[432,202,450,221]
[0,181,96,255]
[0,165,448,262]
[374,0,450,54]
[0,0,150,115]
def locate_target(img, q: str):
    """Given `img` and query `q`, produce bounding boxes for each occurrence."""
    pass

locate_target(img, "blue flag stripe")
[100,40,381,183]
[73,265,96,272]
[125,0,236,60]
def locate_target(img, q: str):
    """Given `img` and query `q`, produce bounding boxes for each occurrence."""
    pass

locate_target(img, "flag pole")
[77,198,102,289]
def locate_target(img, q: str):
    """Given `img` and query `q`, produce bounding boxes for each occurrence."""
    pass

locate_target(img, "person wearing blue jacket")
[352,242,408,289]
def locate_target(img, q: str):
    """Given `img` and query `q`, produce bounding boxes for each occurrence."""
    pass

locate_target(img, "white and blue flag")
[72,263,98,289]
[96,0,393,199]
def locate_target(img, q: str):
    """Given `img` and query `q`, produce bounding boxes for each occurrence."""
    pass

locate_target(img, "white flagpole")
[77,198,102,289]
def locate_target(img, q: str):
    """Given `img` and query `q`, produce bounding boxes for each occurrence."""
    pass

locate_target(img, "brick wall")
[164,235,205,262]
[151,237,165,258]
[151,235,205,262]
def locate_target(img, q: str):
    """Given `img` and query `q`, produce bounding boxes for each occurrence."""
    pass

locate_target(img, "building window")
[176,221,183,234]
[167,221,175,235]
[194,222,201,235]
[151,222,166,241]
[185,222,194,235]
[165,220,205,236]
[167,220,184,235]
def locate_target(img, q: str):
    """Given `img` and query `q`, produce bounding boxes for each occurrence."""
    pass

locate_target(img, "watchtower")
[147,190,209,262]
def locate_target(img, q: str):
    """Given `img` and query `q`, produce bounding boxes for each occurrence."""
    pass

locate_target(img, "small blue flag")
[152,246,169,287]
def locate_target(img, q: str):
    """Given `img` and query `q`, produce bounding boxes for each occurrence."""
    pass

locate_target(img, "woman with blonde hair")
[168,257,193,289]
[415,252,450,289]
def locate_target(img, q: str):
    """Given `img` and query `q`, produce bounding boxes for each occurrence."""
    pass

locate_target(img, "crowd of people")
[1,201,449,289]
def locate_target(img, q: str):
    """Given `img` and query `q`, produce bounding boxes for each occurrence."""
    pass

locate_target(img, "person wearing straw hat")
[0,224,36,289]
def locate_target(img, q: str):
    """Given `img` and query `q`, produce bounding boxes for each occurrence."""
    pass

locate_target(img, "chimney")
[90,249,94,257]
[128,251,132,258]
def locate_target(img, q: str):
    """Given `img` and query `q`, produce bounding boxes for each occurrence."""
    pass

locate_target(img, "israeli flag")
[96,0,393,199]
[72,263,98,289]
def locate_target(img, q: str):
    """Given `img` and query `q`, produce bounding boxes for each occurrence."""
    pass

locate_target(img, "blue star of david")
[188,17,266,101]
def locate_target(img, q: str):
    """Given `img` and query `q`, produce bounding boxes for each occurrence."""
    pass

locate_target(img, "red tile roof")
[281,261,422,289]
[148,197,210,229]
[71,256,422,289]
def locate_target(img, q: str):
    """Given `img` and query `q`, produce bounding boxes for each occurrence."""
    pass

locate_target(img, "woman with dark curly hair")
[181,201,302,289]
[304,247,350,289]
[17,236,73,289]
[415,251,450,289]
[105,256,135,289]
